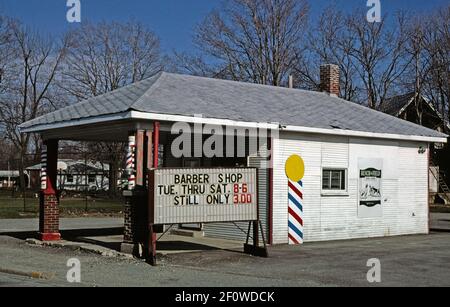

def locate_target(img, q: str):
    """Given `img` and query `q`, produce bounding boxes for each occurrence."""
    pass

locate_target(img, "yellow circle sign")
[285,155,305,182]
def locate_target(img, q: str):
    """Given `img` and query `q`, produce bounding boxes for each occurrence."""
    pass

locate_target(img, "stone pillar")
[39,139,61,241]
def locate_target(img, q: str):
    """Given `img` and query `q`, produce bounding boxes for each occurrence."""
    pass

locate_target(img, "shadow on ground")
[0,228,225,253]
[0,227,123,241]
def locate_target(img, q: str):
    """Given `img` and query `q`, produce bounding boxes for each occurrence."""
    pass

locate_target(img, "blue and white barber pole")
[126,136,136,190]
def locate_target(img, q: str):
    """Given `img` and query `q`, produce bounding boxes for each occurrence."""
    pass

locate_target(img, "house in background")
[382,92,449,137]
[27,159,110,192]
[0,170,21,189]
[382,92,450,203]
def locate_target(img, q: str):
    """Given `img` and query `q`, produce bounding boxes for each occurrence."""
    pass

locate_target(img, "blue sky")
[0,0,448,53]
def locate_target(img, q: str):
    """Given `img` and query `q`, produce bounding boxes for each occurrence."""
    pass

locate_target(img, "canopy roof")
[20,72,448,143]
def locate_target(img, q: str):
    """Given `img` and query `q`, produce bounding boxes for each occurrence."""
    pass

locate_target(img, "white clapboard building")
[20,66,448,245]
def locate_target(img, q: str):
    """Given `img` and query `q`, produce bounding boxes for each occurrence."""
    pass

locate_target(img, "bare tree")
[400,16,432,125]
[62,21,161,99]
[399,6,449,127]
[0,137,16,182]
[169,51,226,78]
[0,19,68,191]
[62,21,162,195]
[295,6,360,101]
[346,11,410,109]
[191,0,309,86]
[422,7,450,126]
[0,16,13,91]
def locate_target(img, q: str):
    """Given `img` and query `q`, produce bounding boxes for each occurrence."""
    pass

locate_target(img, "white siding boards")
[163,134,270,242]
[272,132,429,244]
[203,142,270,242]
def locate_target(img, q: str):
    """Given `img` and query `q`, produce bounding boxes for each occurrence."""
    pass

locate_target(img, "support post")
[145,130,153,182]
[147,225,157,266]
[146,122,160,266]
[268,135,273,245]
[253,220,259,247]
[153,122,160,168]
[147,170,156,265]
[244,220,268,258]
[244,177,268,258]
[122,131,148,256]
[122,134,136,246]
[39,139,61,241]
[135,130,145,187]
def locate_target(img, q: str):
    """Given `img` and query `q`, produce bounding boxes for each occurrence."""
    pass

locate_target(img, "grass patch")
[0,196,123,219]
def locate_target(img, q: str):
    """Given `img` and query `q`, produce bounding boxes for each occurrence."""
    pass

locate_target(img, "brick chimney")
[320,64,340,97]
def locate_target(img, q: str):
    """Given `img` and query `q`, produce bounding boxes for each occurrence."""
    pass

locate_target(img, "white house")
[0,170,20,189]
[27,159,110,192]
[19,66,448,246]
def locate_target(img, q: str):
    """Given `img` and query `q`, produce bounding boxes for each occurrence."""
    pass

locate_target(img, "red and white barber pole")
[126,135,136,190]
[40,145,47,190]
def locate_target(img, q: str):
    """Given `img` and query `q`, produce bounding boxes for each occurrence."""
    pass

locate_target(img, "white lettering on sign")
[151,168,258,224]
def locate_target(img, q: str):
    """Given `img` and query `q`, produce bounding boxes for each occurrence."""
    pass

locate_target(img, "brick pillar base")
[123,196,134,243]
[39,192,61,241]
[121,190,148,257]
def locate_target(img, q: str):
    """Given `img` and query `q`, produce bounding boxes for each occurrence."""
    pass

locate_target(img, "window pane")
[322,169,346,191]
[330,171,341,189]
[340,170,346,190]
[322,170,331,189]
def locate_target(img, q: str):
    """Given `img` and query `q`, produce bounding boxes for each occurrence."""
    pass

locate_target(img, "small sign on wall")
[358,158,383,218]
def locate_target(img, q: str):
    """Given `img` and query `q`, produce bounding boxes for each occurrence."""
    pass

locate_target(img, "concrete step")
[170,229,205,238]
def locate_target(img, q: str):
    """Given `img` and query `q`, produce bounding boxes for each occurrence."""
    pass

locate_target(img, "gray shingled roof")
[20,72,447,139]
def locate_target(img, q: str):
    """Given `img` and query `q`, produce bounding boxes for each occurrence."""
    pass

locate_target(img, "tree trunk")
[18,147,26,192]
[108,162,119,196]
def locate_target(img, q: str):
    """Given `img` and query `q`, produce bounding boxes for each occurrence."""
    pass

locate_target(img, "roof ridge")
[131,71,166,110]
[160,71,318,95]
[385,91,416,100]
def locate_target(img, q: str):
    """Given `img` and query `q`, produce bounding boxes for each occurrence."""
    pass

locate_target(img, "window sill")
[321,191,349,197]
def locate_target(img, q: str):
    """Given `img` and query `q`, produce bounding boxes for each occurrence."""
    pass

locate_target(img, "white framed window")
[322,168,347,194]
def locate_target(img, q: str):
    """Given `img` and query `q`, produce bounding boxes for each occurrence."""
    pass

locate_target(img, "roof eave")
[19,110,448,144]
[19,111,134,134]
[282,125,448,144]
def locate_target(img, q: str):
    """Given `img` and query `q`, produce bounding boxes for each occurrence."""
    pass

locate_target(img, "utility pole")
[7,160,10,189]
[85,151,88,212]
